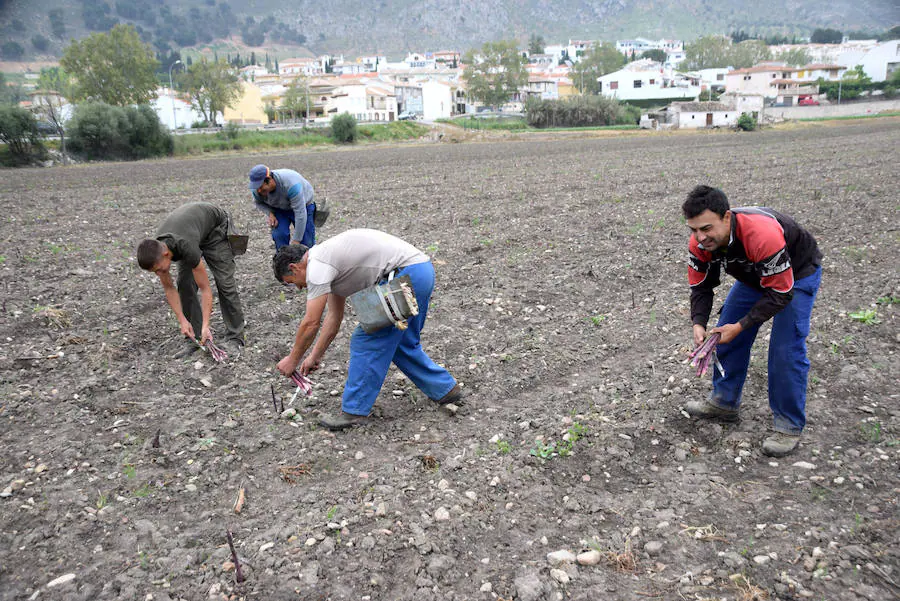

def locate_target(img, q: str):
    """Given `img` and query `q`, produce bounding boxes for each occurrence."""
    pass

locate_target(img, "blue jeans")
[271,205,316,249]
[341,261,457,416]
[711,267,822,434]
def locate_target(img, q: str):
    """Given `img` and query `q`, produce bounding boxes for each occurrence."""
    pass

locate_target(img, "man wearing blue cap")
[248,164,317,249]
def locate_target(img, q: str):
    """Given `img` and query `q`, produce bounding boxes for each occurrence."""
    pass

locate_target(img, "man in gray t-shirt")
[272,229,460,430]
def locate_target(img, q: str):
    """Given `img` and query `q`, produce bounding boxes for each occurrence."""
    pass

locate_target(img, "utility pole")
[168,60,183,130]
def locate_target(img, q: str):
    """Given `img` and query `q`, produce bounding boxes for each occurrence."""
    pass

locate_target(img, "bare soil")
[0,119,898,601]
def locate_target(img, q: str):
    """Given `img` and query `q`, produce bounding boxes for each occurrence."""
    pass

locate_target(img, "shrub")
[67,102,173,160]
[525,96,634,128]
[0,105,46,166]
[330,112,357,143]
[737,112,756,131]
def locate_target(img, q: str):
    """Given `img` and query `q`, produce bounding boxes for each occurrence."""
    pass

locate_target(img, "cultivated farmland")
[0,119,897,601]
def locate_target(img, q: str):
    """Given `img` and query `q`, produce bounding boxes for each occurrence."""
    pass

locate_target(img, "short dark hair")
[272,244,309,282]
[136,239,164,270]
[682,185,730,219]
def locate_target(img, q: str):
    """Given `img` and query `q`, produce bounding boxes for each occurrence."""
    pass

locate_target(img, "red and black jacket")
[688,207,822,329]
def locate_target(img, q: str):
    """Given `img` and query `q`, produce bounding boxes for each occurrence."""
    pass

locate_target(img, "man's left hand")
[276,355,300,376]
[200,326,213,345]
[710,322,743,344]
[290,239,303,245]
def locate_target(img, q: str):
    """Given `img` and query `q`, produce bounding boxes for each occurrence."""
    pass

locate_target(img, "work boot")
[319,412,370,431]
[221,340,243,361]
[433,384,463,406]
[172,339,199,359]
[684,399,739,422]
[761,432,801,457]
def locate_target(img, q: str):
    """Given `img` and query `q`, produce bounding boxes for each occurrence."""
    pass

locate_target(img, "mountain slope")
[1,0,897,60]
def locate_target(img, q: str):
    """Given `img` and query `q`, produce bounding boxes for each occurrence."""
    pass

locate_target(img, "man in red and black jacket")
[682,185,822,457]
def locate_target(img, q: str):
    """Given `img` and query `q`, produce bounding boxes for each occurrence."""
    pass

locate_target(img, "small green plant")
[472,217,481,226]
[96,490,108,510]
[876,295,899,305]
[858,420,882,443]
[529,440,556,459]
[123,464,137,479]
[849,308,879,325]
[138,550,151,569]
[326,504,338,520]
[134,483,153,498]
[425,243,439,255]
[496,440,511,454]
[588,314,607,326]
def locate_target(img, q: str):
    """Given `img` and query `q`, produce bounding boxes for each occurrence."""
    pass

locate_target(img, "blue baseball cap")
[248,164,270,190]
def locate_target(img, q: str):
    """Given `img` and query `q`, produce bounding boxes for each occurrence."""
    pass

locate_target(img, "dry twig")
[278,464,311,483]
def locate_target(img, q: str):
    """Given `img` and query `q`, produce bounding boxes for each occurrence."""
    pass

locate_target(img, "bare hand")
[267,213,278,228]
[299,355,321,376]
[180,320,196,340]
[290,239,303,245]
[692,324,707,348]
[710,322,743,345]
[276,355,300,377]
[200,326,213,345]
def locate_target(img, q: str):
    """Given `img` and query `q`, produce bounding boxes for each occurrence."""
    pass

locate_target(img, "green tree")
[0,73,26,106]
[330,112,357,143]
[0,105,45,166]
[778,48,813,67]
[810,28,842,44]
[684,35,733,69]
[38,67,73,96]
[32,35,50,52]
[1,42,25,60]
[570,43,625,95]
[61,24,159,106]
[528,34,546,56]
[463,40,528,109]
[729,40,771,69]
[281,78,311,122]
[842,65,871,85]
[640,49,667,63]
[180,59,242,126]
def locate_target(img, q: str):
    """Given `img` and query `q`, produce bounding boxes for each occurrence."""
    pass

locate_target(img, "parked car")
[398,111,418,121]
[798,96,820,106]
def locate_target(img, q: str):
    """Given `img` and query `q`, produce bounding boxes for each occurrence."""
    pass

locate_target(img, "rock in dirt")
[644,541,664,557]
[514,570,546,601]
[434,506,450,521]
[550,568,570,583]
[547,550,576,566]
[792,461,816,470]
[577,550,602,565]
[46,573,76,588]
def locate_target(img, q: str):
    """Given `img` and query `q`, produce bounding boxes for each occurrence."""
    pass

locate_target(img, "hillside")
[1,0,898,61]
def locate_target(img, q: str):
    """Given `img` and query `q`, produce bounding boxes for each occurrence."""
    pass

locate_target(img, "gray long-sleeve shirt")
[251,169,315,242]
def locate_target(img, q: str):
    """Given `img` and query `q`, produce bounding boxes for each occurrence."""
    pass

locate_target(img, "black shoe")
[684,399,739,422]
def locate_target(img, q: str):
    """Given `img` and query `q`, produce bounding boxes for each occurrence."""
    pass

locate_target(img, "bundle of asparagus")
[203,340,228,363]
[689,333,725,377]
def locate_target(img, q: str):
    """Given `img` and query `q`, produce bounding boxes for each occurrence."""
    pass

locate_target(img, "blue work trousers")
[342,261,457,416]
[711,267,822,434]
[271,205,316,249]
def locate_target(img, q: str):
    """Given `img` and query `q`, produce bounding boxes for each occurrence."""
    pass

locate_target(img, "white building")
[835,39,900,82]
[151,87,214,130]
[725,62,845,104]
[597,61,700,102]
[616,38,684,57]
[421,79,452,120]
[666,101,741,128]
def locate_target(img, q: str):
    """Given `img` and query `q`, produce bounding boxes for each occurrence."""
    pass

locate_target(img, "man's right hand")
[267,212,278,228]
[180,320,196,340]
[692,324,707,348]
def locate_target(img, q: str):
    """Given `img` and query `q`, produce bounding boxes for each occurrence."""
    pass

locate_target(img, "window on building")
[744,75,751,81]
[716,74,724,81]
[649,79,655,85]
[610,81,618,90]
[634,80,642,88]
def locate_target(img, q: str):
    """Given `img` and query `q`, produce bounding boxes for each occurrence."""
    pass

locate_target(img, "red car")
[798,96,820,106]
